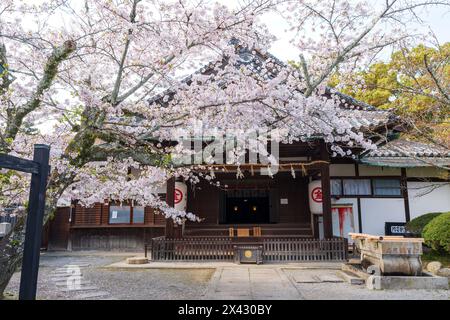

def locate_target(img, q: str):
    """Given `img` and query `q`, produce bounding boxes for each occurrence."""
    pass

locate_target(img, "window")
[343,179,371,195]
[373,179,401,196]
[109,205,146,224]
[109,206,131,224]
[331,179,342,196]
[133,206,145,223]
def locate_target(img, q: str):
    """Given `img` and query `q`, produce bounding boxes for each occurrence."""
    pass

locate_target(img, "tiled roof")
[147,45,396,133]
[361,139,450,167]
[368,139,450,158]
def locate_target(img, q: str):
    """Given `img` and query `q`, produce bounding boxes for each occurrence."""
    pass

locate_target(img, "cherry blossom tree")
[1,0,276,297]
[1,0,449,297]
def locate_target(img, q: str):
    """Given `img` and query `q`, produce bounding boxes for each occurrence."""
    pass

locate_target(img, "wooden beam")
[357,198,363,233]
[319,141,333,239]
[0,153,40,174]
[401,168,411,222]
[187,161,329,173]
[165,177,175,238]
[19,144,50,300]
[355,163,363,233]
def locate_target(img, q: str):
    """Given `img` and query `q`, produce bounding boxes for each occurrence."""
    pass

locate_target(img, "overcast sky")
[237,1,450,62]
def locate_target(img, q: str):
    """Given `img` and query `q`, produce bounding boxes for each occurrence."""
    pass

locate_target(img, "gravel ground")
[5,253,214,300]
[86,268,214,300]
[283,269,450,300]
[4,253,449,300]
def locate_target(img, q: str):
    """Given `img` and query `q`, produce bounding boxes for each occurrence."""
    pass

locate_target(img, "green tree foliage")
[406,212,443,236]
[422,212,450,253]
[329,43,450,147]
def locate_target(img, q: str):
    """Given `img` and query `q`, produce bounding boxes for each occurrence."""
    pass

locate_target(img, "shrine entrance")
[225,189,270,224]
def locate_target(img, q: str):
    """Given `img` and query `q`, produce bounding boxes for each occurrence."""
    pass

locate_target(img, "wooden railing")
[150,236,234,261]
[262,237,348,262]
[148,236,348,262]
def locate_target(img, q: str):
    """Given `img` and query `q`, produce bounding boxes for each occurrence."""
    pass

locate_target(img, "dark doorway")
[225,189,270,224]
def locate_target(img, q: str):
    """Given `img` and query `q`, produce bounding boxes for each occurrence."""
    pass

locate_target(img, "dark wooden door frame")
[0,144,50,300]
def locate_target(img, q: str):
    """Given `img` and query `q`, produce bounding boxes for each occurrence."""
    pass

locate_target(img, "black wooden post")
[165,177,176,238]
[401,168,411,222]
[319,141,333,239]
[19,144,50,300]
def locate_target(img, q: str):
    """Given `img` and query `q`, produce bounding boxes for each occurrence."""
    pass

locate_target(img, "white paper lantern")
[174,181,187,211]
[308,180,323,214]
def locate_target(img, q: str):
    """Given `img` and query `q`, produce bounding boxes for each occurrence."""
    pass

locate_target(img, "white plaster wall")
[407,181,450,219]
[332,198,359,233]
[360,198,405,235]
[358,165,401,176]
[330,164,356,177]
[406,167,449,178]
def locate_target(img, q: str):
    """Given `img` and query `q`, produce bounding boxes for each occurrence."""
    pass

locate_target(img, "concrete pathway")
[203,267,303,300]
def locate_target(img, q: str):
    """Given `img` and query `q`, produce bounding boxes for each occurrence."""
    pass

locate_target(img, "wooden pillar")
[19,144,50,300]
[165,177,176,237]
[401,168,411,222]
[321,164,333,238]
[319,141,333,239]
[355,163,363,233]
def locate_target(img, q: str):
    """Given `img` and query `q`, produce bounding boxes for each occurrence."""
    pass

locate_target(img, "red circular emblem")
[174,188,183,204]
[311,187,322,203]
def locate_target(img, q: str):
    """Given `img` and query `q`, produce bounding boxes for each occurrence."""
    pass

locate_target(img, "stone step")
[341,263,370,280]
[336,270,365,285]
[55,280,92,287]
[52,273,83,278]
[51,273,83,278]
[51,276,83,282]
[63,264,91,268]
[73,291,111,299]
[60,286,99,292]
[55,269,81,273]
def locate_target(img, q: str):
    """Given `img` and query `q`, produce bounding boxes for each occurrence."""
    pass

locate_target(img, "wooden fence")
[148,236,348,262]
[262,237,348,262]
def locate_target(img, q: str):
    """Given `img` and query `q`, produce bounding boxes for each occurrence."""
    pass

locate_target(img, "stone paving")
[203,266,449,300]
[5,252,450,300]
[204,267,303,300]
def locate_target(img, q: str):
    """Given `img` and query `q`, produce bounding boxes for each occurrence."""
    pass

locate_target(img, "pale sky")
[266,6,450,61]
[223,1,450,62]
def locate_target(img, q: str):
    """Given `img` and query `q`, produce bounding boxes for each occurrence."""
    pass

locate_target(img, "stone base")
[366,272,449,290]
[336,270,365,285]
[341,263,370,280]
[126,257,149,265]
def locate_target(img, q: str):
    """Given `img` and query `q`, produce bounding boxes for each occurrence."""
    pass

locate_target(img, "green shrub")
[422,212,450,253]
[406,212,442,235]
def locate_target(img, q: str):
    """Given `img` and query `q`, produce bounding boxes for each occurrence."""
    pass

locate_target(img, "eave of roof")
[360,139,450,168]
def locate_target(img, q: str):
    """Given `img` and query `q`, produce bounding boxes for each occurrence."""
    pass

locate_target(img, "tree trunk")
[0,179,69,298]
[0,216,25,299]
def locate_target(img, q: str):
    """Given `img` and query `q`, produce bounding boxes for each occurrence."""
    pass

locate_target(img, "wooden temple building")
[43,48,450,263]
